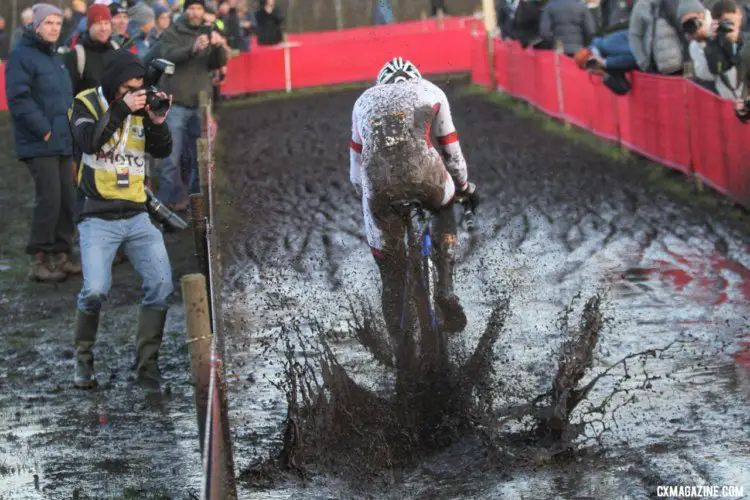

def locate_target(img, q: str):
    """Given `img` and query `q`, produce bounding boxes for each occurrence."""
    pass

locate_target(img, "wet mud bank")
[217,78,750,498]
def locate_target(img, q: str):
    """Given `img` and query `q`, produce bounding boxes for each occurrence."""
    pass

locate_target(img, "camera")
[142,59,175,117]
[717,19,735,35]
[144,186,188,232]
[682,17,702,34]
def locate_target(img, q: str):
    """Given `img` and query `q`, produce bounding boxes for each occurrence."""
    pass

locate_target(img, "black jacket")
[63,33,119,96]
[70,93,172,220]
[254,7,284,45]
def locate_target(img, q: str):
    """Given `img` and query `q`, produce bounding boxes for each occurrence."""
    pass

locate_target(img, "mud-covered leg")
[434,205,467,333]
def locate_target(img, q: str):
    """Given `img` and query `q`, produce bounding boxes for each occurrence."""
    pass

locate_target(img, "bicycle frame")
[399,207,438,334]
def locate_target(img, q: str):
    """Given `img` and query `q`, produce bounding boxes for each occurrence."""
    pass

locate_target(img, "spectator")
[129,3,157,58]
[498,0,549,49]
[64,4,119,97]
[576,29,639,72]
[601,0,634,33]
[540,0,597,56]
[154,4,173,38]
[12,8,34,50]
[678,0,719,92]
[110,2,132,47]
[431,0,448,16]
[375,0,395,25]
[71,0,87,29]
[5,3,80,283]
[157,0,227,211]
[222,0,254,51]
[587,0,606,34]
[254,0,284,46]
[628,0,687,74]
[703,0,746,98]
[0,17,9,61]
[60,7,76,46]
[68,49,174,389]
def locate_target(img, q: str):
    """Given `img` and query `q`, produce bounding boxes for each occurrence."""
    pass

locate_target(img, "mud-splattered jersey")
[349,79,468,195]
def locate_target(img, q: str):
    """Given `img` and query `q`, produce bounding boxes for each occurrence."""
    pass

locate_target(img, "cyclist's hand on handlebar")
[457,181,479,208]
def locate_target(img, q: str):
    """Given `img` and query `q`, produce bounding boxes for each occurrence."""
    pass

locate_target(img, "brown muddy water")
[2,79,750,498]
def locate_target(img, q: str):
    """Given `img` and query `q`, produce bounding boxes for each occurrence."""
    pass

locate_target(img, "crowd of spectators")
[496,0,750,113]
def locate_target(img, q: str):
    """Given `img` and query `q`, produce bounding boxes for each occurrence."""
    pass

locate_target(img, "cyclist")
[350,57,478,341]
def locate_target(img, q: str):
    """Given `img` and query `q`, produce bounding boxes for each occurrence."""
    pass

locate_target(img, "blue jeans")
[77,213,173,314]
[158,105,201,205]
[591,30,637,71]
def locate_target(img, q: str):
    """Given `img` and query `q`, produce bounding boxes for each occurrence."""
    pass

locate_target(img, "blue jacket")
[5,31,74,160]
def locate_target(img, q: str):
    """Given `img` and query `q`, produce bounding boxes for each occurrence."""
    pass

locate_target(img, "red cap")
[87,4,112,28]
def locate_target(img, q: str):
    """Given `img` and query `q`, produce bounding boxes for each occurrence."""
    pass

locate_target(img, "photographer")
[703,0,746,100]
[69,49,174,390]
[156,0,227,212]
[678,0,719,93]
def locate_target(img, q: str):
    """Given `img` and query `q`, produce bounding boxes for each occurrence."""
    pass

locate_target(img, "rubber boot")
[74,310,99,389]
[135,307,168,389]
[435,234,467,334]
[29,252,67,283]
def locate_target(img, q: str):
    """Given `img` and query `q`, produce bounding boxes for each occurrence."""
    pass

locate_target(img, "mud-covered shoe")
[74,310,99,389]
[54,253,82,275]
[29,252,67,283]
[437,292,468,334]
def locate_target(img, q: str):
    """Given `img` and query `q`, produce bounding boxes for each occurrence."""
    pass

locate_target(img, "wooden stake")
[182,274,212,455]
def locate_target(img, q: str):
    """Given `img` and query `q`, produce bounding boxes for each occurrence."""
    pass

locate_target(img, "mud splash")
[238,290,677,492]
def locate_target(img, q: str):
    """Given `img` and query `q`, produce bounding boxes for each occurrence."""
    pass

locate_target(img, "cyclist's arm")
[433,89,469,190]
[350,105,364,193]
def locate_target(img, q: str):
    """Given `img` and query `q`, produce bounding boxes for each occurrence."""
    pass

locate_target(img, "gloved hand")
[456,181,479,209]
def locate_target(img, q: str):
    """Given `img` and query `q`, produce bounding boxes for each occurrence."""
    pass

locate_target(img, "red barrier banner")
[532,49,560,117]
[687,83,728,194]
[0,64,6,112]
[289,27,473,90]
[222,47,287,96]
[493,39,509,91]
[622,72,691,173]
[471,35,492,89]
[717,96,750,204]
[559,54,595,132]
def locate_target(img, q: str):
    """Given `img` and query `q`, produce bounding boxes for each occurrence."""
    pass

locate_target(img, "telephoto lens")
[144,187,189,232]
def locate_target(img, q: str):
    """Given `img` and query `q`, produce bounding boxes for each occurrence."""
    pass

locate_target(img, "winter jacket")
[602,0,634,33]
[131,27,157,60]
[540,0,597,55]
[158,17,227,108]
[703,33,747,100]
[0,29,10,61]
[628,0,685,74]
[63,33,120,96]
[254,7,284,46]
[4,31,73,160]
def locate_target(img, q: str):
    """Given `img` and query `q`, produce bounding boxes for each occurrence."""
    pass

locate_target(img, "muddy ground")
[2,78,750,499]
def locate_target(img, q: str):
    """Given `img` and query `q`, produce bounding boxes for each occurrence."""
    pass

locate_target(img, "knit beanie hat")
[677,0,705,19]
[87,4,112,28]
[109,2,129,17]
[129,3,155,26]
[184,0,206,11]
[153,4,170,19]
[32,3,62,30]
[101,48,147,102]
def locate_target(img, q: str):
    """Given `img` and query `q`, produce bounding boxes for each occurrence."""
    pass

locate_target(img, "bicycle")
[392,194,477,381]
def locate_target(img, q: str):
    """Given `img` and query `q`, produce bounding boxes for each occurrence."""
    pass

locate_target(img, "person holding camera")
[69,48,174,389]
[678,0,719,93]
[156,0,227,212]
[702,0,746,100]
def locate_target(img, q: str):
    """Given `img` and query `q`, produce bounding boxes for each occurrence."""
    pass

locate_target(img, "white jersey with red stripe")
[349,79,468,198]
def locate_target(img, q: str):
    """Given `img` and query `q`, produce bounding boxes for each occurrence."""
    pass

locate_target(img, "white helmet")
[376,57,422,85]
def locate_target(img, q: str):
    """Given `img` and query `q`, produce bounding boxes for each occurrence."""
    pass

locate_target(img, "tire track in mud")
[219,78,750,497]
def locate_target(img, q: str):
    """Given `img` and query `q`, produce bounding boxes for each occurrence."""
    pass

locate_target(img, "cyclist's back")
[351,78,467,208]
